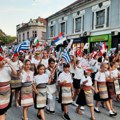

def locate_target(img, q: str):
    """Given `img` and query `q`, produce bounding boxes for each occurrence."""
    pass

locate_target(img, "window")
[33,31,37,38]
[50,26,54,37]
[23,33,25,41]
[61,22,65,33]
[96,9,105,28]
[27,32,29,39]
[107,7,109,27]
[42,32,47,40]
[19,34,21,42]
[75,17,81,32]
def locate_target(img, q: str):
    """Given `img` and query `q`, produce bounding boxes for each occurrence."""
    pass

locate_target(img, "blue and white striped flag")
[14,40,30,53]
[20,40,30,50]
[62,49,71,63]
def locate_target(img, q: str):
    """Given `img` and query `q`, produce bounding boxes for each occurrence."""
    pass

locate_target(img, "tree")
[0,29,16,45]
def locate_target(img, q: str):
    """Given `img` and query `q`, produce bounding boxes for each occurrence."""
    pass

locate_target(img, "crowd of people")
[0,46,120,120]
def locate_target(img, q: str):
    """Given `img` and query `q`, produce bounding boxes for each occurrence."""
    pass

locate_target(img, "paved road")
[6,100,120,120]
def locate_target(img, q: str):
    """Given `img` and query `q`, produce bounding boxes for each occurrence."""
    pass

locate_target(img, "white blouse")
[95,72,107,82]
[21,70,34,83]
[10,60,23,71]
[34,74,49,85]
[58,71,73,83]
[0,67,11,82]
[74,67,84,79]
[80,76,92,86]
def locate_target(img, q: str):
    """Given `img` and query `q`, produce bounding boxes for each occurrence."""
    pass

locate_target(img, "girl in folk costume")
[72,60,84,106]
[110,62,120,100]
[58,63,74,120]
[34,64,52,120]
[20,59,37,120]
[0,56,17,120]
[76,68,97,120]
[94,63,117,117]
[105,62,118,114]
[10,53,23,107]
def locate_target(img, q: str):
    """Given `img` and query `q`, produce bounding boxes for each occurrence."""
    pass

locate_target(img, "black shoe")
[109,113,117,117]
[45,108,51,114]
[46,108,55,114]
[94,108,101,113]
[63,113,71,120]
[37,114,41,119]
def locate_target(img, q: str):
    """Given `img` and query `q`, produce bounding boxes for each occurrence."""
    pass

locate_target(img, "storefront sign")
[89,35,109,42]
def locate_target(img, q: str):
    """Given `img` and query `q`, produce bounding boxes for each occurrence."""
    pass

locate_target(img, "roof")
[46,0,94,20]
[17,17,46,30]
[36,17,47,25]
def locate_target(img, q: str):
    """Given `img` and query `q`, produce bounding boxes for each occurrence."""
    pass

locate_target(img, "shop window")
[96,9,105,28]
[50,26,54,37]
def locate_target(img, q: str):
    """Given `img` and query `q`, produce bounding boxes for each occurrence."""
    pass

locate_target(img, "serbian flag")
[53,32,66,46]
[100,42,107,56]
[91,51,97,58]
[33,37,40,47]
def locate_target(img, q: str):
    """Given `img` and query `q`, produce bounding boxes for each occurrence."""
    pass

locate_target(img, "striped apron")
[34,83,47,109]
[0,81,11,110]
[11,74,22,89]
[97,82,109,100]
[114,80,120,95]
[20,82,33,107]
[62,83,73,104]
[106,82,116,99]
[83,86,94,107]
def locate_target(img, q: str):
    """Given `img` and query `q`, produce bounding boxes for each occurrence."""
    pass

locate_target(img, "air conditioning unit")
[111,31,119,36]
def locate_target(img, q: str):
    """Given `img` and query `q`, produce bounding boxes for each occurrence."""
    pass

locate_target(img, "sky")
[0,0,75,36]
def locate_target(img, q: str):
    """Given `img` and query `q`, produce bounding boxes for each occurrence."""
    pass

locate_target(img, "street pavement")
[6,100,120,120]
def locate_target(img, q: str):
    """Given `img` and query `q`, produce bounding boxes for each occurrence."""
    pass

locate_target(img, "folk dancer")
[34,64,52,120]
[94,63,117,117]
[58,63,74,120]
[46,58,57,114]
[76,68,97,120]
[20,59,37,120]
[0,56,17,120]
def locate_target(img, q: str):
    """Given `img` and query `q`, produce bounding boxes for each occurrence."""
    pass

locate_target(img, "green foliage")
[0,29,16,45]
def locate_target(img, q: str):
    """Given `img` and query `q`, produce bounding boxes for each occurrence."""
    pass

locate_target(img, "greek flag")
[62,49,71,63]
[14,40,30,53]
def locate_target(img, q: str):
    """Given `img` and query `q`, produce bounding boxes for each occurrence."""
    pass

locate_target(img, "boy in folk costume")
[76,68,97,120]
[46,58,57,114]
[58,63,74,120]
[0,56,17,120]
[10,53,23,107]
[20,59,37,120]
[94,63,117,117]
[34,64,52,120]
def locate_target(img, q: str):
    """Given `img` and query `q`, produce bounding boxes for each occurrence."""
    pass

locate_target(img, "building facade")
[16,17,47,44]
[46,0,120,52]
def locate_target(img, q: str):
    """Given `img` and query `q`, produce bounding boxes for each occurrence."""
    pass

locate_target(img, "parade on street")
[0,0,120,120]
